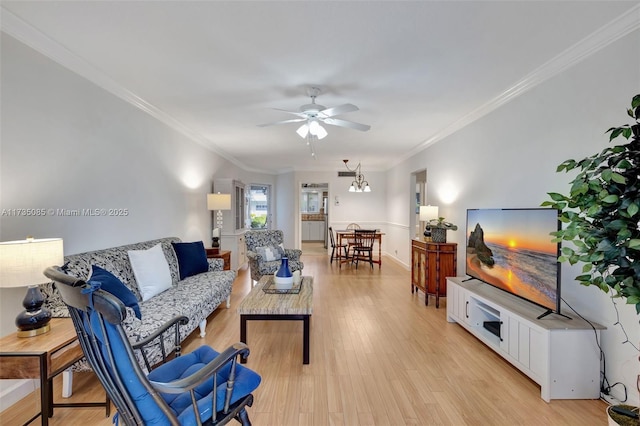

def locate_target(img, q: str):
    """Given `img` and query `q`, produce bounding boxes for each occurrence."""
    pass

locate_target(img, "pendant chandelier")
[343,160,371,192]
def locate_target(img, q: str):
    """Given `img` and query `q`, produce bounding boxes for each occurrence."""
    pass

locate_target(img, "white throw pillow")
[128,244,172,301]
[256,244,284,262]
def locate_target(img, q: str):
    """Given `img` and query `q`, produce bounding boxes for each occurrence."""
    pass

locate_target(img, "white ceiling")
[2,1,637,174]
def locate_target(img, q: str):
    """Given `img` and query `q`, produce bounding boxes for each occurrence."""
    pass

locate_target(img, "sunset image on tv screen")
[466,209,559,310]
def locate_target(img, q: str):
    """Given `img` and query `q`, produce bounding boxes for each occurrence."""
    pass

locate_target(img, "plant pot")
[432,228,447,243]
[607,404,639,426]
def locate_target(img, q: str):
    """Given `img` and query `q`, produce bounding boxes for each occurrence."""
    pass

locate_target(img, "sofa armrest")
[207,258,224,272]
[284,248,302,260]
[246,250,263,262]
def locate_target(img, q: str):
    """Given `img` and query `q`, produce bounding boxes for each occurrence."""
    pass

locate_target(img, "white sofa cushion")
[128,243,172,301]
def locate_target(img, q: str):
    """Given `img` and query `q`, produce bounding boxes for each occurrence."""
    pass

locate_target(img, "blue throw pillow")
[172,241,209,280]
[88,265,142,319]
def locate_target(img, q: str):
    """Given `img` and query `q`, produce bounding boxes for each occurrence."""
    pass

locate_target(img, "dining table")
[335,229,385,268]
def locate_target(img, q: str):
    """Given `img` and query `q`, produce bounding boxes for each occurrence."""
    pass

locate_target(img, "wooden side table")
[205,248,231,271]
[0,318,109,425]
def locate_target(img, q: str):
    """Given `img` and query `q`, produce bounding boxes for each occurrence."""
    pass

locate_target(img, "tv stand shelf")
[446,277,605,402]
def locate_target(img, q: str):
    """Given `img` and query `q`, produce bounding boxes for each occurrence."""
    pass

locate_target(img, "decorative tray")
[262,276,302,294]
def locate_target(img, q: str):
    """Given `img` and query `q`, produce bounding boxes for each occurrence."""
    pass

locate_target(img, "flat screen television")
[465,208,563,319]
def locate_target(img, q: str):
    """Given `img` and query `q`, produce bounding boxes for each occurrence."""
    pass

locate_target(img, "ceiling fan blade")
[272,108,308,118]
[323,117,371,132]
[318,103,359,118]
[257,118,307,127]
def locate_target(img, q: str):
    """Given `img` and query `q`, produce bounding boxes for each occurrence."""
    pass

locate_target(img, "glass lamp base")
[15,285,52,338]
[17,323,51,338]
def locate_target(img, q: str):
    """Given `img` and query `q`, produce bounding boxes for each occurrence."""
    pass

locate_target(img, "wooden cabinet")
[410,239,457,308]
[447,277,604,402]
[411,240,427,297]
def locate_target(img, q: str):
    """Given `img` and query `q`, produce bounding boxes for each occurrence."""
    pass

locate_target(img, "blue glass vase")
[274,256,293,289]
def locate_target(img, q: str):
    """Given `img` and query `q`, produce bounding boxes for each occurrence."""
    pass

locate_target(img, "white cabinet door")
[302,221,324,241]
[237,234,246,267]
[221,232,246,271]
[302,222,311,241]
[311,221,324,240]
[457,285,469,324]
[447,280,469,323]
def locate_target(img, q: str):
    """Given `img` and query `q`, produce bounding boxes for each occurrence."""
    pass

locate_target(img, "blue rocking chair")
[44,266,261,426]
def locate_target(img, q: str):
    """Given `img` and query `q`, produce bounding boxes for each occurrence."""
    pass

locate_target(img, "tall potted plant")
[543,94,640,313]
[543,95,639,425]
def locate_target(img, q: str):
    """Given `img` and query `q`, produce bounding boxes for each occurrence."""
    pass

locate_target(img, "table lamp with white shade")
[0,237,64,337]
[419,205,439,239]
[207,193,231,251]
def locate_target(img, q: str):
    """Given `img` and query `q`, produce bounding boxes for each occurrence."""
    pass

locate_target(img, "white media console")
[446,277,605,402]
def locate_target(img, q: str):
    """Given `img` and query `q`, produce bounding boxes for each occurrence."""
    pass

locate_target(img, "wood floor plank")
[0,253,608,425]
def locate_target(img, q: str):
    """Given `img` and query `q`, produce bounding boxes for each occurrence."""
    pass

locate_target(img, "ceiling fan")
[258,87,371,140]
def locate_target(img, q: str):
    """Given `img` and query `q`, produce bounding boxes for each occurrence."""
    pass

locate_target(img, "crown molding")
[2,5,638,175]
[391,3,640,170]
[0,7,261,173]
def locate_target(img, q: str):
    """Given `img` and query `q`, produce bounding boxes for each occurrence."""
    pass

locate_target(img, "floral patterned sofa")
[42,237,236,396]
[245,229,304,283]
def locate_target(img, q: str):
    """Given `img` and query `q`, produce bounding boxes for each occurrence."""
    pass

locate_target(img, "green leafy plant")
[426,217,458,230]
[250,214,267,229]
[543,94,640,314]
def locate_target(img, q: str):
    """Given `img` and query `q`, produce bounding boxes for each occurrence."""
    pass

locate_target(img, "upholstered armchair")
[245,230,304,283]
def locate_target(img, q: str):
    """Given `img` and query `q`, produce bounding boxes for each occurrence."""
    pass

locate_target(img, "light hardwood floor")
[0,253,607,425]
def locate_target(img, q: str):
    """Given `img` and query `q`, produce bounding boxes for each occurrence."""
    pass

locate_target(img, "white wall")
[385,29,640,406]
[0,34,283,332]
[0,33,213,335]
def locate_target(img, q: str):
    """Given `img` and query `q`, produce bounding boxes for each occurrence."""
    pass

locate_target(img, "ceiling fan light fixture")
[258,88,370,157]
[364,184,371,192]
[296,123,309,139]
[315,123,328,139]
[349,184,356,193]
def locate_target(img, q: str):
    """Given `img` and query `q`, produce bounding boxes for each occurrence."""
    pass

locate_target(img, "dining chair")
[345,223,361,260]
[329,226,348,264]
[351,229,376,269]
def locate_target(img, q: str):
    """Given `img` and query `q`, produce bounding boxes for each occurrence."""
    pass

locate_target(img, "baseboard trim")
[0,379,38,413]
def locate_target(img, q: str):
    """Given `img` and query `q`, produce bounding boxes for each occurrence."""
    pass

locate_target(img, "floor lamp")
[0,237,64,337]
[207,193,231,252]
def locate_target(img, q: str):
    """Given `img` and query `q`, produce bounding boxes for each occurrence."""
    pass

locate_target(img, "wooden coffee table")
[238,275,313,364]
